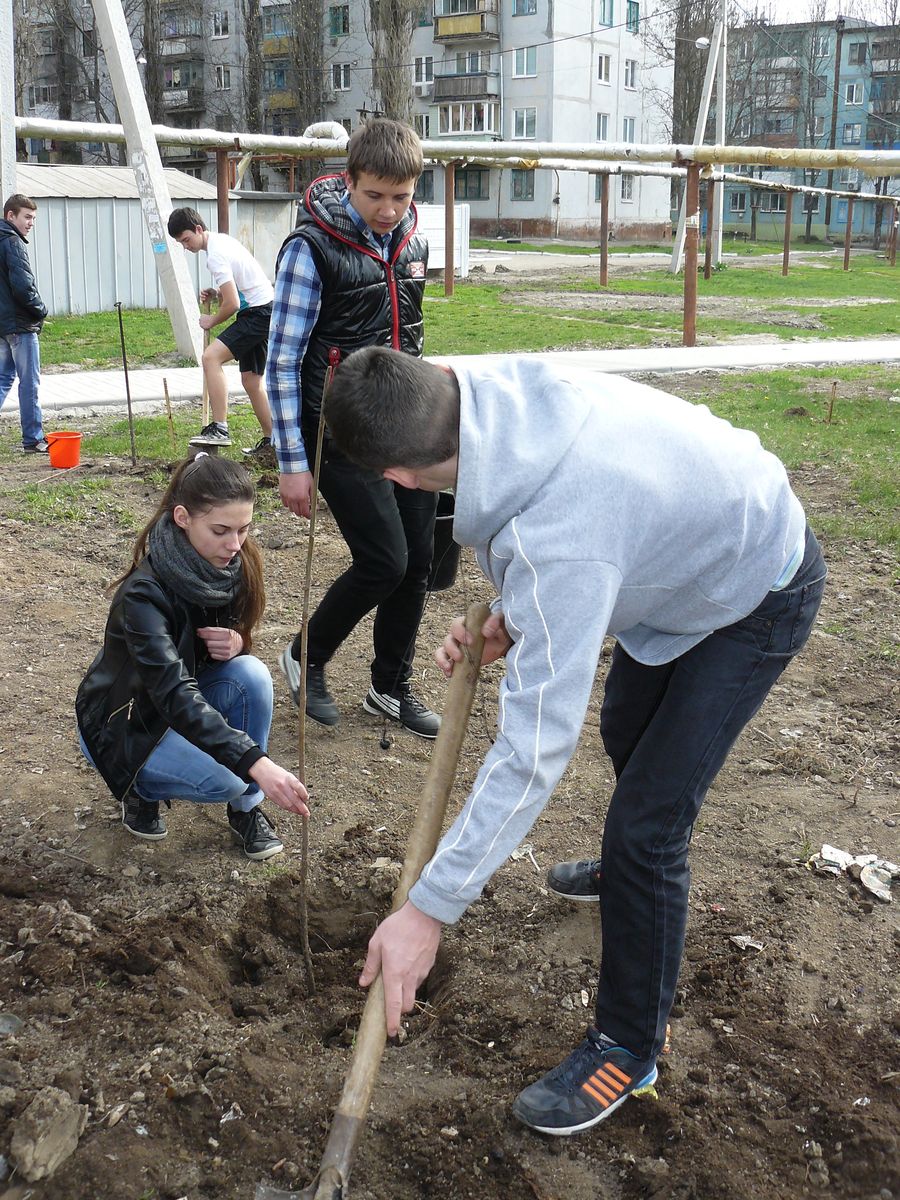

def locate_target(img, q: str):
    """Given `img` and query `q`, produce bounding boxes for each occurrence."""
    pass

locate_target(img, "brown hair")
[3,194,37,219]
[346,119,423,185]
[167,207,207,237]
[117,456,265,649]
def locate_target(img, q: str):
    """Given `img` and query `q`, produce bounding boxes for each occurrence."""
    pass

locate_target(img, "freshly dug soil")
[0,394,897,1200]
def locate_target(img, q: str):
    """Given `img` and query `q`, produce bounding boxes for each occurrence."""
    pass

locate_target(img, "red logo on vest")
[408,261,426,278]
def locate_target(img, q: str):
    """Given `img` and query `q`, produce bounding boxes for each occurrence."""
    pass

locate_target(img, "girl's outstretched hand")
[248,758,310,816]
[435,611,512,679]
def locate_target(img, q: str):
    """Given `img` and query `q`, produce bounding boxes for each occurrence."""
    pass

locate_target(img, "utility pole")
[90,0,202,361]
[708,0,728,265]
[0,0,17,201]
[825,16,846,228]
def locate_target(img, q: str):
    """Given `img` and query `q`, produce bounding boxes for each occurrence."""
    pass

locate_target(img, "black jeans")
[293,454,437,693]
[594,525,827,1061]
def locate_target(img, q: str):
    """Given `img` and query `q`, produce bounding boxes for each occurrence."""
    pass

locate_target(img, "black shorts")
[216,303,272,375]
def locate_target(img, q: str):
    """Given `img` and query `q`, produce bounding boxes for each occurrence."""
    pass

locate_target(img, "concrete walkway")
[1,339,896,419]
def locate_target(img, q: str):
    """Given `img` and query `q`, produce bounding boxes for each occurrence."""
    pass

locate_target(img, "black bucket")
[428,491,460,592]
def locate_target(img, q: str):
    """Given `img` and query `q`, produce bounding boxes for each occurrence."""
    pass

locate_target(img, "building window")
[37,30,56,54]
[811,34,829,56]
[730,191,746,212]
[839,167,859,185]
[622,115,635,141]
[813,75,827,97]
[598,54,611,83]
[813,114,825,138]
[417,4,433,25]
[761,192,788,212]
[513,106,536,138]
[836,199,848,220]
[513,46,537,76]
[737,112,751,138]
[763,113,794,133]
[438,101,500,135]
[596,112,609,140]
[264,61,288,90]
[329,4,350,37]
[623,58,637,88]
[803,194,821,214]
[415,55,434,82]
[212,11,229,37]
[27,83,59,106]
[598,0,613,26]
[215,65,230,90]
[414,113,431,138]
[512,0,537,12]
[737,37,750,60]
[454,168,489,200]
[340,117,353,134]
[847,41,866,65]
[332,63,351,90]
[415,169,435,202]
[511,168,534,200]
[845,82,862,105]
[626,0,639,33]
[81,28,96,57]
[263,11,289,36]
[842,122,862,144]
[620,174,634,201]
[457,50,491,72]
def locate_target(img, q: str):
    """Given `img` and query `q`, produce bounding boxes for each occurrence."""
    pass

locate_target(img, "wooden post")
[703,176,715,280]
[443,161,456,298]
[682,164,700,348]
[843,197,854,271]
[599,174,609,287]
[889,209,899,267]
[215,148,229,234]
[782,193,793,277]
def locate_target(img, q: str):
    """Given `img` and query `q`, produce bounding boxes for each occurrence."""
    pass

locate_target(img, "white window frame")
[811,34,829,56]
[438,101,501,135]
[511,168,535,201]
[212,11,229,37]
[414,113,431,138]
[737,112,752,138]
[842,121,862,144]
[623,58,637,89]
[598,53,611,83]
[625,0,639,34]
[214,64,230,90]
[598,0,613,26]
[730,191,746,213]
[513,46,537,77]
[513,106,537,139]
[414,55,434,83]
[332,62,351,90]
[844,82,862,105]
[620,174,634,201]
[512,0,537,13]
[596,111,609,140]
[622,115,635,141]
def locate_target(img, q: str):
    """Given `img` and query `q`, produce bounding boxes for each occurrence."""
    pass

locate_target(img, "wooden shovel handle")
[311,601,491,1199]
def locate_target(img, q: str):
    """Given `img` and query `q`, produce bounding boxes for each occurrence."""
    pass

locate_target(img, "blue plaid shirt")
[267,195,394,474]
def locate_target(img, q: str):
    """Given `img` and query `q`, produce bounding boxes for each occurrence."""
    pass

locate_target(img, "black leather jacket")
[0,219,47,335]
[75,558,265,802]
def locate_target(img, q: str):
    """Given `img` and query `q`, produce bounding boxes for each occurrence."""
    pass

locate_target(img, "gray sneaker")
[278,647,340,726]
[547,858,602,902]
[363,685,441,739]
[189,422,232,447]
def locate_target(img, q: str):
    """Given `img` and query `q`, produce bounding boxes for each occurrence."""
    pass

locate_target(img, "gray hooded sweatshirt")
[408,357,806,925]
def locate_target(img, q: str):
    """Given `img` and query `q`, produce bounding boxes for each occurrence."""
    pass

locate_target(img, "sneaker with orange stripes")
[512,1027,658,1135]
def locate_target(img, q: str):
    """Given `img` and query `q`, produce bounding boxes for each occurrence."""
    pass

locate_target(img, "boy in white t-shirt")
[167,208,274,457]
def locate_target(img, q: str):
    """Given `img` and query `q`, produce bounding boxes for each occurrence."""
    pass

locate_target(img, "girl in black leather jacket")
[76,454,308,860]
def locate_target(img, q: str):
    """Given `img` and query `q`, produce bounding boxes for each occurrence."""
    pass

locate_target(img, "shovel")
[256,600,491,1200]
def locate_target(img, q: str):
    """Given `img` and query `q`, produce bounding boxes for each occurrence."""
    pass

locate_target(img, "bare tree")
[366,0,418,121]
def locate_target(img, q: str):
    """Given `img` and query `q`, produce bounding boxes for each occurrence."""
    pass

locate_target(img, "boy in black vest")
[267,119,439,738]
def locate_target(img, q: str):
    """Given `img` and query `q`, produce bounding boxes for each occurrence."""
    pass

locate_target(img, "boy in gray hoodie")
[325,346,827,1136]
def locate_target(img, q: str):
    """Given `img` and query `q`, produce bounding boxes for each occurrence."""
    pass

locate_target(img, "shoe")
[512,1027,658,1136]
[363,685,441,739]
[547,857,602,902]
[278,648,340,727]
[242,436,276,465]
[122,793,168,840]
[227,804,283,861]
[23,439,49,454]
[189,422,232,447]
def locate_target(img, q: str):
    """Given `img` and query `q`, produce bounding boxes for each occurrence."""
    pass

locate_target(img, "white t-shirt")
[204,232,274,309]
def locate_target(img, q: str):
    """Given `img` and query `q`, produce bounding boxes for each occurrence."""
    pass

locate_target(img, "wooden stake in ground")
[827,379,838,424]
[200,298,211,427]
[115,301,137,467]
[162,378,177,454]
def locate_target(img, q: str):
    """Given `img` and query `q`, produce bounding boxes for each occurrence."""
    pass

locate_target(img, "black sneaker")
[189,422,232,447]
[23,439,49,454]
[242,436,276,465]
[122,793,168,840]
[363,685,441,739]
[278,648,340,726]
[227,804,283,861]
[512,1027,657,1136]
[547,857,602,902]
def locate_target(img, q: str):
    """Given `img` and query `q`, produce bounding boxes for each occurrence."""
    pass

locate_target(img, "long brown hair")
[117,456,265,649]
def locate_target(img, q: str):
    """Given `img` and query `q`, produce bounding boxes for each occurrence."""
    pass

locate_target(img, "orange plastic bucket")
[47,431,82,469]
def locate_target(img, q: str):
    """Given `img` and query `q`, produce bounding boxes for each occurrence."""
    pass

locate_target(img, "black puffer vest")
[276,175,428,456]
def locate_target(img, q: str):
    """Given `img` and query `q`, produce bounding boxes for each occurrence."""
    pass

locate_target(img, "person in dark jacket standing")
[267,119,440,740]
[76,455,309,860]
[0,194,49,453]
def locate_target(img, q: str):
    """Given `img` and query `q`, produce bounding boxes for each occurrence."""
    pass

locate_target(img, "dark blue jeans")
[595,526,826,1061]
[295,455,437,693]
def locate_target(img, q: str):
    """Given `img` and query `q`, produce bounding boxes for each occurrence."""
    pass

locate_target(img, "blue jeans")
[81,656,273,812]
[0,332,44,447]
[594,526,827,1062]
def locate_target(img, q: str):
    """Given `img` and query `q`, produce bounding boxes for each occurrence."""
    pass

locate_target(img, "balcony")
[162,85,204,111]
[433,0,499,42]
[434,71,500,101]
[160,35,202,57]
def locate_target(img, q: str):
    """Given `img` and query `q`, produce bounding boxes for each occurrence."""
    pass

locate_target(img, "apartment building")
[16,0,674,237]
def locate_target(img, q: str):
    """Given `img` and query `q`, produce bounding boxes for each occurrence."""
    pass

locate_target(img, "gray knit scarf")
[147,511,242,609]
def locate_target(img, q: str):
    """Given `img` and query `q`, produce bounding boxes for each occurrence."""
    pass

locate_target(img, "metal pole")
[115,302,138,467]
[709,0,727,267]
[443,161,456,298]
[599,174,610,286]
[843,197,854,271]
[0,0,17,202]
[825,18,846,228]
[704,177,715,280]
[683,165,700,347]
[215,148,230,234]
[782,192,793,276]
